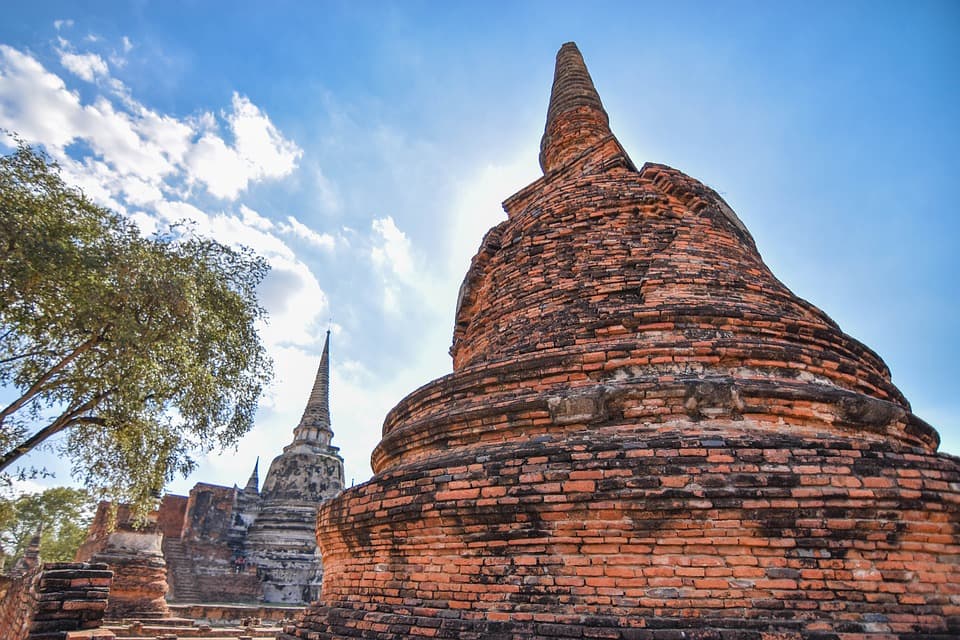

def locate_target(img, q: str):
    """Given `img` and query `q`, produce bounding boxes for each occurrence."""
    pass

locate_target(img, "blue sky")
[1,1,957,495]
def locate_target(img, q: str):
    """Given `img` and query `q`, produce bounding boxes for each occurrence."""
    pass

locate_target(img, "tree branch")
[0,348,60,366]
[0,390,112,473]
[0,332,103,425]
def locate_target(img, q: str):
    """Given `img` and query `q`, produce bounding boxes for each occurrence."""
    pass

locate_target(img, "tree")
[0,140,272,515]
[0,487,94,570]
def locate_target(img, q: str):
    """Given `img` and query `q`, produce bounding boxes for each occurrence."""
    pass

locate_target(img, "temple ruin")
[282,43,960,638]
[76,331,344,608]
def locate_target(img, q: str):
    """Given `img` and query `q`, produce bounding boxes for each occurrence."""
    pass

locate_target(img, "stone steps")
[162,538,202,602]
[107,623,280,639]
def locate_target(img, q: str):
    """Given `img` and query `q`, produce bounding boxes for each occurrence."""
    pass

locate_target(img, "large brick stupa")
[285,43,960,639]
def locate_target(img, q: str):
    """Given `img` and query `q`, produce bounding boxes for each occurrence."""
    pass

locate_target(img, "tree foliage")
[0,140,272,514]
[0,487,94,570]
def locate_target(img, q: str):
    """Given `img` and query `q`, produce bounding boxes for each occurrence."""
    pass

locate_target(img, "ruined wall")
[91,528,169,619]
[163,483,261,603]
[181,484,236,543]
[163,536,261,604]
[0,562,40,639]
[77,486,261,607]
[156,494,188,540]
[75,501,170,618]
[0,562,113,640]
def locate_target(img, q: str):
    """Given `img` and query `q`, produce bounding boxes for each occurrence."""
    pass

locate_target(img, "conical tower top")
[291,330,333,448]
[244,457,259,493]
[539,42,614,173]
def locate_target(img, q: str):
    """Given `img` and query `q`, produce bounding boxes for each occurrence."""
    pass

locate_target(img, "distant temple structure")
[76,331,344,608]
[283,43,960,638]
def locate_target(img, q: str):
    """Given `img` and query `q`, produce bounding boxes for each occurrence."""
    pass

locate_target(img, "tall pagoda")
[247,330,345,603]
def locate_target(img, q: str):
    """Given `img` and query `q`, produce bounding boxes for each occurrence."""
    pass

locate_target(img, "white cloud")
[0,45,84,148]
[181,94,302,200]
[280,215,335,250]
[122,36,133,54]
[53,19,74,31]
[184,132,254,199]
[369,216,417,314]
[239,204,276,231]
[371,216,414,280]
[229,93,301,179]
[60,50,109,82]
[313,166,341,213]
[0,43,302,204]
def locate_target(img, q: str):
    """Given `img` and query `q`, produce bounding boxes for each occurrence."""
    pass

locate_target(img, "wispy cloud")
[280,215,336,250]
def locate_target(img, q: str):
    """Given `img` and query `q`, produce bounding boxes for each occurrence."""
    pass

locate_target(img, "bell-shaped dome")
[286,43,958,640]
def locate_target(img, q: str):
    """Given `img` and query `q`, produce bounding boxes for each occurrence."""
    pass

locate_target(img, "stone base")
[285,601,960,639]
[289,427,960,639]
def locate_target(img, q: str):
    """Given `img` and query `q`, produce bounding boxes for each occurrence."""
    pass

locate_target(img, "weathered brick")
[283,41,959,640]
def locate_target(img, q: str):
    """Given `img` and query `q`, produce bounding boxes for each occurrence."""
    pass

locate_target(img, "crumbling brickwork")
[284,42,960,639]
[0,561,113,640]
[0,559,40,639]
[161,482,261,603]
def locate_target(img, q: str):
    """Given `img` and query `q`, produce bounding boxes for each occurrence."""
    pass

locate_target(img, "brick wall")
[156,494,188,540]
[289,426,960,639]
[181,484,236,544]
[0,563,40,639]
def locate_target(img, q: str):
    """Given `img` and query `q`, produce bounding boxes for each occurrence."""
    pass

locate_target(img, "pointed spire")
[245,457,260,493]
[539,42,615,174]
[13,524,43,573]
[291,331,332,448]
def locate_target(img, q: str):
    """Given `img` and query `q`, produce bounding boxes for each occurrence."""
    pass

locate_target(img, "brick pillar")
[92,529,169,619]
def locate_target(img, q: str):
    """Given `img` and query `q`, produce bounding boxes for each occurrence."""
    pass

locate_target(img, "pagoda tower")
[247,331,345,603]
[286,44,960,638]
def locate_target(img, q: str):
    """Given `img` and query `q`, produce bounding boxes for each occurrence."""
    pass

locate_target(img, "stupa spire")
[244,457,259,493]
[539,42,614,173]
[291,330,332,447]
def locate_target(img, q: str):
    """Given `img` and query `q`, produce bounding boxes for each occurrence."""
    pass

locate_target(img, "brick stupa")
[285,43,960,639]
